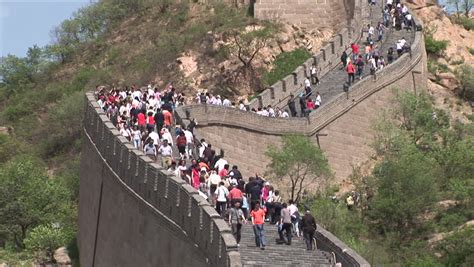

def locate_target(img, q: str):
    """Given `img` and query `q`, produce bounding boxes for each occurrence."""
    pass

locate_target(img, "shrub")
[425,34,449,55]
[24,225,71,264]
[469,47,474,55]
[262,48,311,86]
[455,64,474,101]
[452,16,474,31]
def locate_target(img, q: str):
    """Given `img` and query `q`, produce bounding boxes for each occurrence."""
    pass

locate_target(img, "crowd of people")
[95,83,318,251]
[345,0,414,86]
[94,0,412,254]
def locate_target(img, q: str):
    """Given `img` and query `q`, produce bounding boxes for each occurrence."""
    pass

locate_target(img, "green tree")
[265,134,331,202]
[0,157,68,249]
[368,144,439,242]
[455,64,474,101]
[437,226,474,266]
[24,224,72,264]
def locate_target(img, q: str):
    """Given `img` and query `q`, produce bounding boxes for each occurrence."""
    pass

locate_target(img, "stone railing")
[178,13,424,137]
[316,225,370,267]
[83,92,240,266]
[247,0,367,110]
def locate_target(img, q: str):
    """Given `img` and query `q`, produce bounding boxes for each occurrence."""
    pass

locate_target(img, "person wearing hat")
[301,209,317,251]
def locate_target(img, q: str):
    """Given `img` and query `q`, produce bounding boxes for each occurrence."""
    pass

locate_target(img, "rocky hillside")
[408,0,473,122]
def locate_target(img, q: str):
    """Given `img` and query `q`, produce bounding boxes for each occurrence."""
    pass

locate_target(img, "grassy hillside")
[0,1,274,264]
[0,0,472,266]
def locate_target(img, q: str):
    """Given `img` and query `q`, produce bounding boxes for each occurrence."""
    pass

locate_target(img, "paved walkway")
[282,2,416,116]
[239,223,333,267]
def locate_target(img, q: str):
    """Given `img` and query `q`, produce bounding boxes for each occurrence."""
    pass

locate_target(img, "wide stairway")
[281,1,416,114]
[239,223,333,266]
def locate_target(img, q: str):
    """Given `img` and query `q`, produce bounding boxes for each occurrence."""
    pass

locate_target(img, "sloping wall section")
[177,15,427,182]
[79,95,240,267]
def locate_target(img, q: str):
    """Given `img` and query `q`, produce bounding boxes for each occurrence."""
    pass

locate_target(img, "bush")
[24,225,71,264]
[469,47,474,56]
[455,64,474,101]
[262,48,311,86]
[452,16,474,31]
[425,34,449,55]
[437,226,474,266]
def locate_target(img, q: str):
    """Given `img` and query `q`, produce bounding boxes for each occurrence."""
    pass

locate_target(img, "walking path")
[282,2,416,116]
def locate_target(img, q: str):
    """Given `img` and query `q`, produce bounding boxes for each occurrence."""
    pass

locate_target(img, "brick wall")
[177,22,427,183]
[254,0,356,30]
[248,1,366,110]
[79,94,241,267]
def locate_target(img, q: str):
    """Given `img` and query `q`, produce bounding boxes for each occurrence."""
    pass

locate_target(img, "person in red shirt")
[218,164,229,179]
[346,60,356,86]
[146,111,155,132]
[176,131,187,159]
[229,185,244,207]
[351,43,359,62]
[306,98,315,110]
[137,112,146,131]
[250,202,266,250]
[163,109,173,129]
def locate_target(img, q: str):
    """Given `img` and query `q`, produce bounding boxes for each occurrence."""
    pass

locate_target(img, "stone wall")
[248,0,367,110]
[79,93,240,267]
[254,0,357,30]
[177,17,427,182]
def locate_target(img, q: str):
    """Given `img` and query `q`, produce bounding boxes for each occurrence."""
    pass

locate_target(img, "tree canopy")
[266,134,331,202]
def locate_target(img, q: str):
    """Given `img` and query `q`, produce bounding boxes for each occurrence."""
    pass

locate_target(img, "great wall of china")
[79,0,426,266]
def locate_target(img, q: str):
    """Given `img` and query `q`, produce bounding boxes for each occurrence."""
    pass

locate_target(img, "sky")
[0,0,92,58]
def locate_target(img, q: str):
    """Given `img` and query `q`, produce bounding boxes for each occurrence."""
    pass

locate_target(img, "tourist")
[356,55,365,80]
[346,60,356,86]
[228,201,246,247]
[310,64,320,85]
[250,202,266,250]
[315,92,322,109]
[215,181,229,216]
[278,203,292,245]
[301,209,317,251]
[288,199,300,237]
[340,51,348,68]
[158,139,173,169]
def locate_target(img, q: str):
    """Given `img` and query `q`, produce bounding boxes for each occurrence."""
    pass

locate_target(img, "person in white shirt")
[288,199,300,237]
[184,128,194,158]
[315,92,322,108]
[215,182,229,216]
[222,98,232,107]
[158,139,173,168]
[239,101,247,111]
[215,95,223,106]
[148,130,160,147]
[214,157,228,172]
[261,108,269,117]
[396,38,406,56]
[131,88,142,101]
[310,65,319,84]
[268,106,276,117]
[304,77,311,88]
[161,128,173,146]
[368,24,375,41]
[281,110,290,118]
[199,139,208,158]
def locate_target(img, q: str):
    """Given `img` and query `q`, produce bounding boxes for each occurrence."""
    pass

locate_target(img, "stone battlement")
[254,0,357,30]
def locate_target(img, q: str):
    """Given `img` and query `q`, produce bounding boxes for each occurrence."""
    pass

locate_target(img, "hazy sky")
[0,0,91,57]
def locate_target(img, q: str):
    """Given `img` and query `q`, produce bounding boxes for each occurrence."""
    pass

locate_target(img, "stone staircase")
[239,223,333,266]
[282,1,415,116]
